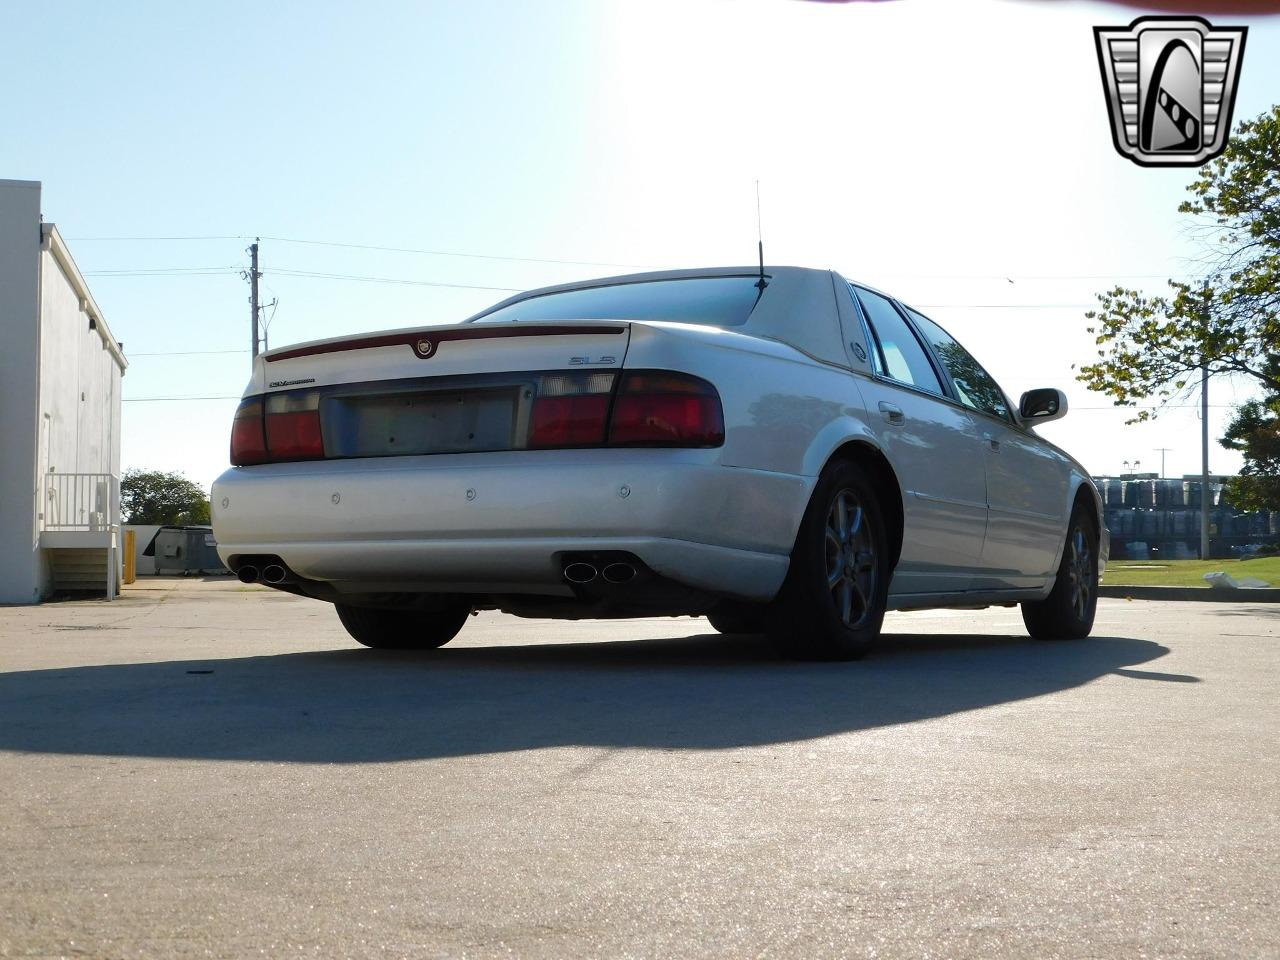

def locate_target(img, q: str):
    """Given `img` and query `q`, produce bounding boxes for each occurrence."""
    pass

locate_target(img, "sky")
[1,0,1277,491]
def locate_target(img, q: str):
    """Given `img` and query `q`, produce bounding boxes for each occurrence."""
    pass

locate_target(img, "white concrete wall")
[0,181,43,604]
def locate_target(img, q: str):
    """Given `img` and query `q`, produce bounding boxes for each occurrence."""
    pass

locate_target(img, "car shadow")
[1210,604,1280,619]
[0,632,1182,763]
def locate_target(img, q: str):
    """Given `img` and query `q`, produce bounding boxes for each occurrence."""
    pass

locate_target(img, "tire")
[1021,507,1098,640]
[766,458,891,660]
[707,605,765,635]
[335,602,472,650]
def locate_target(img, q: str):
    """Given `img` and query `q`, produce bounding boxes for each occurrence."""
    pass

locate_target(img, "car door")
[842,285,988,596]
[902,307,1069,588]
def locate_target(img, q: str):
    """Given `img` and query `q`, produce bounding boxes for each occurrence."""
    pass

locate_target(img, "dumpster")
[143,526,228,575]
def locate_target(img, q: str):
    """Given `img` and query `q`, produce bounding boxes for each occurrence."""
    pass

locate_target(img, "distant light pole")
[1153,448,1172,479]
[1201,360,1211,559]
[1200,283,1211,560]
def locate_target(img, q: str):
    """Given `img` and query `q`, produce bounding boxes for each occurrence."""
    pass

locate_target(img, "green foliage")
[120,469,211,526]
[1078,106,1280,509]
[1221,390,1280,512]
[1078,106,1280,423]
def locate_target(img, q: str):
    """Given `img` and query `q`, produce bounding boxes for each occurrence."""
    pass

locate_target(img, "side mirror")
[1019,388,1068,424]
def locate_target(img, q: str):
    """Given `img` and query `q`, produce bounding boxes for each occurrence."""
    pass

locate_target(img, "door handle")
[983,432,1000,452]
[878,401,905,425]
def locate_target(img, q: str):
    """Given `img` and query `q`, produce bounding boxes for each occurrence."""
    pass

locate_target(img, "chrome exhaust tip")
[563,562,599,584]
[261,564,288,585]
[236,565,259,584]
[601,562,637,584]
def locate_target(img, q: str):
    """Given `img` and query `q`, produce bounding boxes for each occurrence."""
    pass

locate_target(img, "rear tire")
[335,602,472,650]
[766,459,890,660]
[1021,506,1098,640]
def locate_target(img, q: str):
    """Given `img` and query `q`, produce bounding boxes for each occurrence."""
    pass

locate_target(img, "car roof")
[463,265,850,367]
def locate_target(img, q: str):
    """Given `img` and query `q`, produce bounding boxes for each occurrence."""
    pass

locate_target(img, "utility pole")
[1200,283,1211,560]
[249,239,261,360]
[1153,448,1172,479]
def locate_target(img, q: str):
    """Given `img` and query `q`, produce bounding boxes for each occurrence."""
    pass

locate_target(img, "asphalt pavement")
[1,578,1276,958]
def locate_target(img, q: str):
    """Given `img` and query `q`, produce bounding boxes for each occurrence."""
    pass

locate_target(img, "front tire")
[1021,507,1098,640]
[767,459,890,660]
[335,602,472,650]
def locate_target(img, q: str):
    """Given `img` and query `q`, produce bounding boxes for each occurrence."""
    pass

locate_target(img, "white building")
[0,180,127,603]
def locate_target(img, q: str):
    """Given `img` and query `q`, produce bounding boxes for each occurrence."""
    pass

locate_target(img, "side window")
[851,287,944,396]
[905,308,1012,422]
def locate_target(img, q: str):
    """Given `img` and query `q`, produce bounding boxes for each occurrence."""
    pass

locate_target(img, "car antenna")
[755,180,768,291]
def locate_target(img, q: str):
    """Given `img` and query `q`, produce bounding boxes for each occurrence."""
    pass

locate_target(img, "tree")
[120,469,211,525]
[1220,362,1280,513]
[1078,106,1280,507]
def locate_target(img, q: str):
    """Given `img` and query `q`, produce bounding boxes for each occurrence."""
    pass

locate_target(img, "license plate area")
[322,384,527,457]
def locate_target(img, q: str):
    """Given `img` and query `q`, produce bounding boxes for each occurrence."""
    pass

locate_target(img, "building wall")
[0,181,43,604]
[37,244,123,482]
[0,180,126,604]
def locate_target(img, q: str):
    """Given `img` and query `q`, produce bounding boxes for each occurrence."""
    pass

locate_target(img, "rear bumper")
[211,450,810,602]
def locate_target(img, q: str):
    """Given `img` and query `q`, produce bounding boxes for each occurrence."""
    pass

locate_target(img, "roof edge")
[41,223,128,372]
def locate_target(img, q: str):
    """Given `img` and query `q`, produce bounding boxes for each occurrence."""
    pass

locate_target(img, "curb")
[1099,585,1280,603]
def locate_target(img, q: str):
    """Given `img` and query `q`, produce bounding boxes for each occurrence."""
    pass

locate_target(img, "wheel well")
[826,441,904,573]
[1072,483,1100,535]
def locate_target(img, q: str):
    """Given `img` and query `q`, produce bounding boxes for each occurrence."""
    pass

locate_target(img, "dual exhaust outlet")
[563,561,638,586]
[240,557,639,588]
[236,563,289,585]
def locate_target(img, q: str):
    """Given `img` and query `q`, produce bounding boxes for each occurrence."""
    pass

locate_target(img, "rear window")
[471,276,763,327]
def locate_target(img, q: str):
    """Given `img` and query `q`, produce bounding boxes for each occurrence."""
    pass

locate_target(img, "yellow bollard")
[123,529,136,585]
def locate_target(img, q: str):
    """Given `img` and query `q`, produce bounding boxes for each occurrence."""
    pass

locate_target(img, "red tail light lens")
[608,372,724,447]
[530,395,610,447]
[230,398,268,465]
[528,372,615,448]
[266,411,324,459]
[265,392,324,460]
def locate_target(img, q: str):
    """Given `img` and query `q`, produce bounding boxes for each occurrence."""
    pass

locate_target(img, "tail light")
[265,391,324,459]
[608,371,724,447]
[529,373,615,448]
[231,368,724,465]
[230,398,268,465]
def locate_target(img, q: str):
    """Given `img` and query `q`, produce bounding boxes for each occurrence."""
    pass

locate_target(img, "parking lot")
[1,579,1277,958]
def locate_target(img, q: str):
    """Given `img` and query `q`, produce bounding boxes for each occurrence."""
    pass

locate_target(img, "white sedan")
[211,266,1107,659]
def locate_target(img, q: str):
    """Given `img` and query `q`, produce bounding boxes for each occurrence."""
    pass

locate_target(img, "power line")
[66,235,243,242]
[875,273,1174,281]
[1072,404,1235,410]
[260,236,648,270]
[265,268,522,292]
[82,266,238,277]
[126,349,247,357]
[64,233,648,269]
[916,303,1097,309]
[123,395,240,402]
[64,234,1185,280]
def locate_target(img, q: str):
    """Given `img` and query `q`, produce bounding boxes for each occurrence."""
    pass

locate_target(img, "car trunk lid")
[244,321,632,460]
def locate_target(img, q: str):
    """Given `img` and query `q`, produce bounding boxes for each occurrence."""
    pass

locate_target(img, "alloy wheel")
[824,489,877,628]
[1067,526,1092,621]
